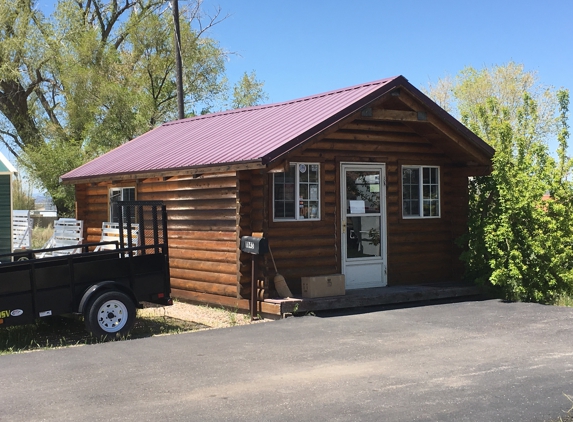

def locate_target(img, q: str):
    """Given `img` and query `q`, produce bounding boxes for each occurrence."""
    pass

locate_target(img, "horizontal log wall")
[238,170,268,299]
[75,109,475,307]
[76,183,108,243]
[385,164,465,284]
[75,172,241,305]
[253,117,470,293]
[258,162,338,295]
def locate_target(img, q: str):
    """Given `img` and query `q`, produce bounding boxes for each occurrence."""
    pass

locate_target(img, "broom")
[268,244,292,298]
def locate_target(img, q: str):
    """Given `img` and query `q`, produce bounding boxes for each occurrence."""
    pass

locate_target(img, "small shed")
[61,75,494,314]
[0,152,17,257]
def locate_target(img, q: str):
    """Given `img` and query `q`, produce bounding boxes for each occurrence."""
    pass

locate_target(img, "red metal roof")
[61,75,493,182]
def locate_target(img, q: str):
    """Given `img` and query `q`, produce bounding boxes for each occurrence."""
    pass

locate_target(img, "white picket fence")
[12,210,32,251]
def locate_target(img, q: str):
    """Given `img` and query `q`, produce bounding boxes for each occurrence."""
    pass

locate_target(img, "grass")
[555,294,573,308]
[223,307,251,326]
[31,224,53,249]
[0,312,208,355]
[0,300,261,354]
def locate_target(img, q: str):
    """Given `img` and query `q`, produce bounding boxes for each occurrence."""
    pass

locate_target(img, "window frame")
[401,165,441,219]
[272,162,321,222]
[109,186,136,223]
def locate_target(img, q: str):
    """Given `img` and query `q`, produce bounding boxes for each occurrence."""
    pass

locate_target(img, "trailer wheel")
[84,291,136,340]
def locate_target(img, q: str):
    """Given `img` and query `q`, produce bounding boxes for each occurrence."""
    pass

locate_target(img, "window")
[273,163,320,221]
[402,166,440,218]
[109,187,136,223]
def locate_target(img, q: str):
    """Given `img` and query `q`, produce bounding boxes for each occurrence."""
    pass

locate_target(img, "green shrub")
[428,64,573,303]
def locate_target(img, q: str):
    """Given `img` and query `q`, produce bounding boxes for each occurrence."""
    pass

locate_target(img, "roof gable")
[61,76,493,183]
[0,151,16,174]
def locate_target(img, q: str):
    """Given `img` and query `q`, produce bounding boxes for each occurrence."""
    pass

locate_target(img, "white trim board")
[0,151,17,175]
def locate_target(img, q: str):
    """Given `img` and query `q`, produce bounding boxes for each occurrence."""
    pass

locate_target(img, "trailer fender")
[78,281,138,314]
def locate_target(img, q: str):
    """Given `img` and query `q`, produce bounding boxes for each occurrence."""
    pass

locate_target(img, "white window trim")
[109,187,136,222]
[273,162,321,222]
[402,165,441,219]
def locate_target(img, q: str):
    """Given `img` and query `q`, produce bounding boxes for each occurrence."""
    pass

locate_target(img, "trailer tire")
[84,291,136,340]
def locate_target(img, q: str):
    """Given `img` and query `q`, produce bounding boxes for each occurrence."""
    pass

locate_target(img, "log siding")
[74,91,488,310]
[76,172,244,307]
[249,112,470,293]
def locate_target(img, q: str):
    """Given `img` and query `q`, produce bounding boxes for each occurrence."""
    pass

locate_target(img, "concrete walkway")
[265,281,488,316]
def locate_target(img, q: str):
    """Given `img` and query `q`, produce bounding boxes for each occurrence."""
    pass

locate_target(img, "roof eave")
[61,160,265,185]
[401,82,495,159]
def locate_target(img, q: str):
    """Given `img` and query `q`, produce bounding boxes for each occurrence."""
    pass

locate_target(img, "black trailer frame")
[0,201,172,338]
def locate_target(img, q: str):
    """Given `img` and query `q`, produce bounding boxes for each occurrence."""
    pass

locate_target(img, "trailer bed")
[0,201,171,338]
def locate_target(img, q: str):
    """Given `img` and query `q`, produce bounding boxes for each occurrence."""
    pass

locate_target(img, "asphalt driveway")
[1,299,573,422]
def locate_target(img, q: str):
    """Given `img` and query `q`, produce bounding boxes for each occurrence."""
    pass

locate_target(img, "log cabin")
[61,75,494,314]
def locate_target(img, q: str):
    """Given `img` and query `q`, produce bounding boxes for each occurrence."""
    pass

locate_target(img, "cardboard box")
[301,274,345,298]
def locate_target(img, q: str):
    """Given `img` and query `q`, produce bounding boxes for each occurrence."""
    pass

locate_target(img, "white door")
[341,163,387,289]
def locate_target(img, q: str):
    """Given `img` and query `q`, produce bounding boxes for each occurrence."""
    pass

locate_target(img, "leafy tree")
[426,63,572,303]
[0,0,266,216]
[230,71,268,109]
[12,176,35,210]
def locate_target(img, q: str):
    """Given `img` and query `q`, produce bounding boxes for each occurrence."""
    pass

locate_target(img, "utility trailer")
[0,201,172,339]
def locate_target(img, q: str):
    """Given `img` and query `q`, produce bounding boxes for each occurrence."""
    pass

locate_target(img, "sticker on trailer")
[11,309,23,317]
[39,310,52,317]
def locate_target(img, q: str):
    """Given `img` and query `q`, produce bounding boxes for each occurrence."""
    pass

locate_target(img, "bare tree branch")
[156,93,177,108]
[91,0,106,40]
[186,3,228,40]
[0,140,20,159]
[0,80,41,147]
[0,129,23,156]
[101,1,135,43]
[34,74,62,128]
[113,1,166,49]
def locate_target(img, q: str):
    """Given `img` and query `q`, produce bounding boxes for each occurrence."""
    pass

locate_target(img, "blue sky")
[203,0,573,103]
[2,0,572,166]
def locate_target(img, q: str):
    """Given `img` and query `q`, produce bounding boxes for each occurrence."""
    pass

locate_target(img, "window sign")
[349,200,366,214]
[345,171,380,214]
[310,185,318,201]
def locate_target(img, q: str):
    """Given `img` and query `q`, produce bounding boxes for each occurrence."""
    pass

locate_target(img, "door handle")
[342,220,346,234]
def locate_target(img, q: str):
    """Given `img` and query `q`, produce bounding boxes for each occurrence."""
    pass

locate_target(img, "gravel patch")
[139,300,272,329]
